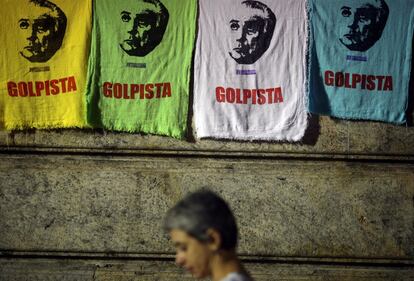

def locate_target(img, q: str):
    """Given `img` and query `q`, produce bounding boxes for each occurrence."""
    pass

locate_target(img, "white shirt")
[221,272,252,281]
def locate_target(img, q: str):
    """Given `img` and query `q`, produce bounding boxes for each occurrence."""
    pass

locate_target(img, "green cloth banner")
[87,0,196,138]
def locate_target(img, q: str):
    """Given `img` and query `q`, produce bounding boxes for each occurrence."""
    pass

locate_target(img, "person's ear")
[206,228,221,251]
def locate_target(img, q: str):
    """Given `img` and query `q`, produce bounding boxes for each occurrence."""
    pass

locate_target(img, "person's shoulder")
[221,272,253,281]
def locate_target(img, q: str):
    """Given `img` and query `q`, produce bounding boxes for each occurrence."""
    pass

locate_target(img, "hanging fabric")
[0,0,92,129]
[194,0,308,141]
[87,0,197,138]
[308,0,414,123]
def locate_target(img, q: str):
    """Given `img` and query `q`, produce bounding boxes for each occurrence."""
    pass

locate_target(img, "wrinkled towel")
[0,0,91,129]
[194,0,308,141]
[308,0,414,123]
[87,0,197,139]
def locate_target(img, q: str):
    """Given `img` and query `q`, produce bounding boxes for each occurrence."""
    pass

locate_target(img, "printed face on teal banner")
[18,0,67,63]
[117,0,169,57]
[336,0,389,52]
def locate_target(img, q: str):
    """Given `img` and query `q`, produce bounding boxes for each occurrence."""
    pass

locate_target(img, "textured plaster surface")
[0,155,412,259]
[0,259,413,281]
[0,116,413,156]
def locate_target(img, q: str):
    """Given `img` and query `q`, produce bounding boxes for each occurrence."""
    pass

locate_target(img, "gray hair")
[164,189,238,250]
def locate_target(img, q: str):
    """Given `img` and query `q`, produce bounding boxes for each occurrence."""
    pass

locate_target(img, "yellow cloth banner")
[0,0,91,129]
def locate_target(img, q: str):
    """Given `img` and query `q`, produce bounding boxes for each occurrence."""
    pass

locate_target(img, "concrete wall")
[0,115,413,280]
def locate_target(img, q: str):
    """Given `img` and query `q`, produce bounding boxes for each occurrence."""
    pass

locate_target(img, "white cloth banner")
[194,0,308,141]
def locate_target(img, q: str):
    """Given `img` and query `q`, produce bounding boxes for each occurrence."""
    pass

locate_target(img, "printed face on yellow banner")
[17,0,67,63]
[118,0,169,57]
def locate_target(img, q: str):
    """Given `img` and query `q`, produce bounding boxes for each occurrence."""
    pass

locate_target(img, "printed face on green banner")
[117,0,169,57]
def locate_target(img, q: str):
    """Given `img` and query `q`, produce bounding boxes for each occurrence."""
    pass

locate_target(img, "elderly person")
[119,0,169,57]
[164,189,253,281]
[228,0,276,65]
[18,0,67,62]
[338,0,389,52]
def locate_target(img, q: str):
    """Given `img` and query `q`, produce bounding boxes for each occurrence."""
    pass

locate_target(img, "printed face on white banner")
[118,0,169,57]
[227,0,276,64]
[18,0,67,63]
[337,0,389,52]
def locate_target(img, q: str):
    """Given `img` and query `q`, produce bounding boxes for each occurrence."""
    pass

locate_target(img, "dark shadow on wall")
[185,0,200,143]
[86,15,103,129]
[301,113,320,146]
[406,36,414,126]
[308,43,331,118]
[301,33,323,146]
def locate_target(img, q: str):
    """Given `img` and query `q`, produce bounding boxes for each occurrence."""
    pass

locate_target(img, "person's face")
[228,7,268,64]
[119,3,161,56]
[18,4,57,62]
[338,3,381,50]
[170,229,213,279]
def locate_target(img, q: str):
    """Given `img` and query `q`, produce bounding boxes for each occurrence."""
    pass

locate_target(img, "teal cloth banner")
[308,0,414,123]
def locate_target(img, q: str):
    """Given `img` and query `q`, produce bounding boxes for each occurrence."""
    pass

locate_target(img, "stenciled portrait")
[337,0,389,52]
[18,0,67,63]
[119,0,169,57]
[227,0,276,65]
